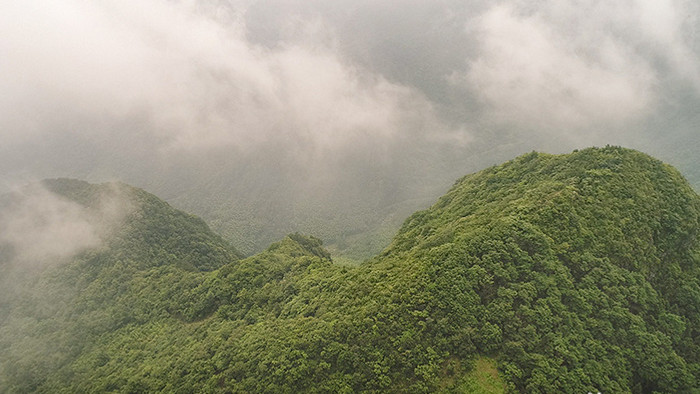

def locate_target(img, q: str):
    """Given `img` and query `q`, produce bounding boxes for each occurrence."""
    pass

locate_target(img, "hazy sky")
[1,0,699,254]
[2,0,698,179]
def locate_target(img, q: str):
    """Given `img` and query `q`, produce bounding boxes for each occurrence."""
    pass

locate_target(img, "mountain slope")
[378,146,700,391]
[1,147,698,393]
[0,180,241,392]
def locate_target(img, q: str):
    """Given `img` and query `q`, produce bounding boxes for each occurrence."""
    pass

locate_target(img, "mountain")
[1,146,698,392]
[0,180,241,392]
[380,146,700,392]
[155,145,453,261]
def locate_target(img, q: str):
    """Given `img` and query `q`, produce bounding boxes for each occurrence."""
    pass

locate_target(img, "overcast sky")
[2,0,698,182]
[1,0,699,255]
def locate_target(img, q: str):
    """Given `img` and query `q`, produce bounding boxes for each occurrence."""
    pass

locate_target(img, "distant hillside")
[41,178,242,270]
[1,147,698,393]
[163,151,446,261]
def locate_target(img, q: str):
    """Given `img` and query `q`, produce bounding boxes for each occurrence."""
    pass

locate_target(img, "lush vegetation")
[1,147,699,392]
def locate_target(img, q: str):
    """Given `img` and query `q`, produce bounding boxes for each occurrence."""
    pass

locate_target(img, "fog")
[1,0,698,256]
[0,182,132,271]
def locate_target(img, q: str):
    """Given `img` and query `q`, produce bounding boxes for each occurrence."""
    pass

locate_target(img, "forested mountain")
[1,147,699,393]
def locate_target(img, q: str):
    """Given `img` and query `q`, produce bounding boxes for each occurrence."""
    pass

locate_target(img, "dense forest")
[1,147,699,393]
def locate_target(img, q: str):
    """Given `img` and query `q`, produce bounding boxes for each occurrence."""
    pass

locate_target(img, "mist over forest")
[2,2,700,392]
[2,0,699,257]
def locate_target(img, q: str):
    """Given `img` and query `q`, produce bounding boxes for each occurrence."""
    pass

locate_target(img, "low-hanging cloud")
[445,0,700,141]
[633,0,700,88]
[451,3,654,135]
[0,183,132,269]
[0,0,456,161]
[2,0,697,173]
[0,0,698,257]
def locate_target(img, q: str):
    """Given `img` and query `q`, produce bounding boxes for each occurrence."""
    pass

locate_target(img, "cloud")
[1,0,697,163]
[0,0,456,160]
[633,0,700,88]
[0,0,697,259]
[0,183,131,269]
[450,2,659,136]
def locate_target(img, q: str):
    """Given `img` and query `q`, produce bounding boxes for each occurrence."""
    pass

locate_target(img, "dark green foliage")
[52,179,242,271]
[1,147,699,393]
[0,180,241,393]
[384,146,700,392]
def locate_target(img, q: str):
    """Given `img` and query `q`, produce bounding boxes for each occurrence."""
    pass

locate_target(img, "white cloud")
[633,0,700,88]
[452,3,658,135]
[0,183,131,268]
[0,0,454,156]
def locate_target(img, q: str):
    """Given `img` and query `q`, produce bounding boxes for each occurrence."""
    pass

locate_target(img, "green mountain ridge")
[1,146,699,392]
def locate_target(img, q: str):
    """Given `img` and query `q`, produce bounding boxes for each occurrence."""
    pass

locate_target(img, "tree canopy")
[1,146,698,393]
